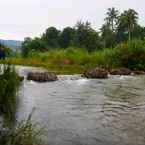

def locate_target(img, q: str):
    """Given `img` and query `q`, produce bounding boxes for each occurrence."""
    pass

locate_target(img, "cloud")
[0,0,144,40]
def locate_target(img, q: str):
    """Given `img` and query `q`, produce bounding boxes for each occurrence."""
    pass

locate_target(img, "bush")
[90,48,115,68]
[63,47,90,65]
[113,39,145,70]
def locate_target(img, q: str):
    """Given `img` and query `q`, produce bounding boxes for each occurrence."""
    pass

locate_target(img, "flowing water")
[16,66,145,145]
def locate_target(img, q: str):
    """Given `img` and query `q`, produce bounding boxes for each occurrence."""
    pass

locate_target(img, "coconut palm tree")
[118,9,138,41]
[105,7,119,32]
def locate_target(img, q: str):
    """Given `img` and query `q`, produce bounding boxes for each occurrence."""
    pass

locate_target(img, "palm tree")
[105,7,119,32]
[118,9,138,41]
[100,23,116,48]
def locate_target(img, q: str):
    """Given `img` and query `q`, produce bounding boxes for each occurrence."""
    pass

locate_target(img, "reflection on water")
[15,67,145,145]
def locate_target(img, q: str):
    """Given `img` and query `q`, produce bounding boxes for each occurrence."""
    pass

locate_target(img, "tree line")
[22,8,145,57]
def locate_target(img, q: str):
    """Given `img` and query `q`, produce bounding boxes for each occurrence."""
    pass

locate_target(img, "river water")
[16,66,145,145]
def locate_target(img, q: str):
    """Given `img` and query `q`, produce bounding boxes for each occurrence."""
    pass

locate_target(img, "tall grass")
[0,65,20,125]
[27,47,118,70]
[0,65,45,145]
[7,114,44,145]
[1,39,145,73]
[0,114,45,145]
[29,47,90,65]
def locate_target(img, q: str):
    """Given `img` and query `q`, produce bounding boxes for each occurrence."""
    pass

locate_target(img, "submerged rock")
[27,72,58,82]
[132,70,145,75]
[83,68,108,79]
[110,68,132,75]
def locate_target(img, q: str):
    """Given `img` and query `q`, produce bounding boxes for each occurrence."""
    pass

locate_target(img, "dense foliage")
[1,8,145,73]
[0,65,20,123]
[112,39,145,69]
[0,43,12,59]
[3,39,145,74]
[21,8,145,57]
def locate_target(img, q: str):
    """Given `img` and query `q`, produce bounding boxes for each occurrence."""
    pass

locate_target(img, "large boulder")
[27,72,58,82]
[110,68,132,75]
[83,68,108,79]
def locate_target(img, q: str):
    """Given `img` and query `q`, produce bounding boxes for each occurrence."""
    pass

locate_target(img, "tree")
[105,7,119,32]
[100,23,116,48]
[0,48,5,59]
[74,21,101,51]
[42,27,60,48]
[31,37,47,51]
[101,8,119,48]
[0,43,12,59]
[21,37,47,57]
[117,9,138,41]
[59,27,75,48]
[132,25,145,40]
[21,37,33,57]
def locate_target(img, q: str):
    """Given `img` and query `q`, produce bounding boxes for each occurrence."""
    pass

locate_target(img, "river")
[16,66,145,145]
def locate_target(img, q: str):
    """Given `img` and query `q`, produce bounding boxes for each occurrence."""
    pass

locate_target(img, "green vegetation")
[21,8,145,55]
[2,39,145,74]
[111,39,145,70]
[0,65,20,124]
[0,114,44,145]
[0,7,144,144]
[0,65,44,145]
[0,43,12,59]
[1,8,145,74]
[6,114,44,145]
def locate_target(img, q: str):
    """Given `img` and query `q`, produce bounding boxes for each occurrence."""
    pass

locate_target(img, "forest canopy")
[21,8,145,57]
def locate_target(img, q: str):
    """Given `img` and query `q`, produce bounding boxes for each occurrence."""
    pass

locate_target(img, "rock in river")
[27,72,58,82]
[132,70,145,75]
[83,68,108,79]
[110,68,132,75]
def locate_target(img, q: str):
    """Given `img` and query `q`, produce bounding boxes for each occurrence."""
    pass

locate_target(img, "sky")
[0,0,144,40]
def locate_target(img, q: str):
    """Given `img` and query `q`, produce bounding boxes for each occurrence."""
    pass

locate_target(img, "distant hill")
[0,39,22,49]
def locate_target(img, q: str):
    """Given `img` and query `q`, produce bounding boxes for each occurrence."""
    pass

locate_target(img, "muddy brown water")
[16,66,145,145]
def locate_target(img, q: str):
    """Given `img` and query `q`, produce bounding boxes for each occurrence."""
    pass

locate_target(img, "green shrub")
[0,65,20,124]
[113,39,145,70]
[63,47,90,65]
[90,48,115,67]
[0,65,45,145]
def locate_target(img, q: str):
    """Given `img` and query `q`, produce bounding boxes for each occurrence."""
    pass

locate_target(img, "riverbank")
[1,39,145,74]
[1,58,145,77]
[0,57,94,74]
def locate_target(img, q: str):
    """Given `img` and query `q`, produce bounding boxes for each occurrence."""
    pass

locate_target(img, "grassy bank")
[0,57,88,74]
[1,39,145,74]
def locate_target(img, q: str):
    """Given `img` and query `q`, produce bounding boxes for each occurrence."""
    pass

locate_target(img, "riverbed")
[16,66,145,145]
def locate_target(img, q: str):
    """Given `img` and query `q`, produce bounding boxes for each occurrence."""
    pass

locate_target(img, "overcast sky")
[0,0,144,40]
